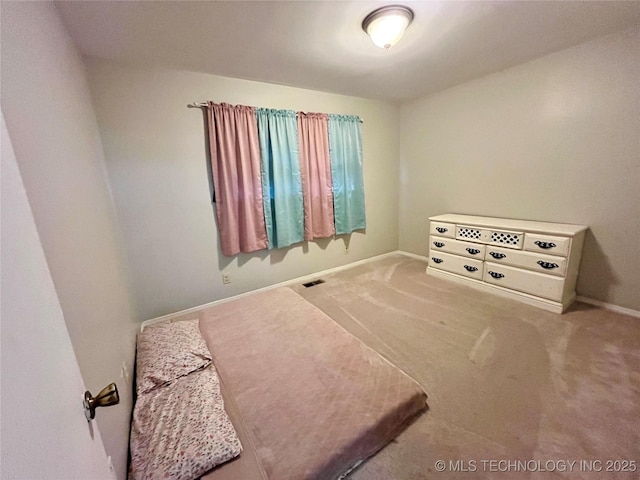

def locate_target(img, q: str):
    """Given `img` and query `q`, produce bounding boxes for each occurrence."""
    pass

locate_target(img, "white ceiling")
[56,0,640,102]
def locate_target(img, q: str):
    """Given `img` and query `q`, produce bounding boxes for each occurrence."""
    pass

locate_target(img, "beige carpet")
[290,254,640,480]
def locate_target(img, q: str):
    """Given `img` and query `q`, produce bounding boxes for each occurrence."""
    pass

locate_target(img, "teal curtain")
[328,114,366,235]
[256,109,304,248]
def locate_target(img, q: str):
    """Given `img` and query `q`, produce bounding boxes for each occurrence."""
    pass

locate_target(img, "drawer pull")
[489,252,506,260]
[464,265,478,272]
[488,271,504,279]
[432,257,443,264]
[466,248,481,255]
[435,227,448,234]
[534,240,556,250]
[537,261,559,270]
[433,241,445,248]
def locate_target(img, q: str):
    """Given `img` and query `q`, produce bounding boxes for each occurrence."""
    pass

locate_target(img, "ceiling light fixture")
[362,5,414,51]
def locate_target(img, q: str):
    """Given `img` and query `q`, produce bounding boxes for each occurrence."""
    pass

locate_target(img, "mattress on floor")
[199,287,427,480]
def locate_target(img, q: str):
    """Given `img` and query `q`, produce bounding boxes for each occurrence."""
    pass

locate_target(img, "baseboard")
[142,250,404,330]
[576,296,640,319]
[395,250,429,262]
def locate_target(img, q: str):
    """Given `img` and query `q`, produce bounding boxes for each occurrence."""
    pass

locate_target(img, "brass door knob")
[83,383,119,421]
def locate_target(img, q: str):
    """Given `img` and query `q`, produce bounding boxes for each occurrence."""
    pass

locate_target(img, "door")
[1,114,115,479]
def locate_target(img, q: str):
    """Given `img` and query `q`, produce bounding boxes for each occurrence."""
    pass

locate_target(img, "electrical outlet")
[222,273,231,284]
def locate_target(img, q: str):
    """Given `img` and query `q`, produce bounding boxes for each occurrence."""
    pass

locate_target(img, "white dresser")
[426,214,588,313]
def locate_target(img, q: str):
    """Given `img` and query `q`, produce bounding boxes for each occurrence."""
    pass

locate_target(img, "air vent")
[303,279,325,288]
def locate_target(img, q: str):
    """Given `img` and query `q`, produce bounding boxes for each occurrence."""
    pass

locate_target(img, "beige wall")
[85,59,400,321]
[399,27,640,311]
[1,3,137,478]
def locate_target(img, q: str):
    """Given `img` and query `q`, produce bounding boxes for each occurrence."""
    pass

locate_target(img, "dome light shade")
[362,5,414,51]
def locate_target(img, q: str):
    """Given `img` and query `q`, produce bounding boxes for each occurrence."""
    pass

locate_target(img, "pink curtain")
[297,113,335,240]
[207,103,268,256]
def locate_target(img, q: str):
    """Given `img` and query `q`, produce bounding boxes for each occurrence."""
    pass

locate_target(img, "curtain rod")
[187,102,362,122]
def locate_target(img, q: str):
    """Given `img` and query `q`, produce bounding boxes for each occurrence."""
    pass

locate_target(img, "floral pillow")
[136,320,212,395]
[129,366,243,480]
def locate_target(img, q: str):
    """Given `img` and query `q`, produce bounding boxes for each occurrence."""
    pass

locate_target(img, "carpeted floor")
[290,254,640,480]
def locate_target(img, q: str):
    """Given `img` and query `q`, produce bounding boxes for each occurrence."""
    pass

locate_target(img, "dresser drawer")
[429,250,484,280]
[485,246,567,277]
[484,262,564,301]
[430,236,486,259]
[523,233,570,257]
[430,222,455,238]
[456,225,524,250]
